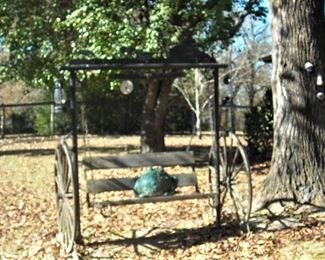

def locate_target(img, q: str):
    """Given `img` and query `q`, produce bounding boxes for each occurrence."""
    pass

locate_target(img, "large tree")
[258,0,325,208]
[0,0,266,151]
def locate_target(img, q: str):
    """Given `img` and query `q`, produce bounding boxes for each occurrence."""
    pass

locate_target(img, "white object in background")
[120,80,134,95]
[304,62,313,72]
[316,92,325,100]
[317,75,323,86]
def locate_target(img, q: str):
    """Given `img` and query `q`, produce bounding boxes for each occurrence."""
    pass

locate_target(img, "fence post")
[0,104,4,139]
[50,103,54,135]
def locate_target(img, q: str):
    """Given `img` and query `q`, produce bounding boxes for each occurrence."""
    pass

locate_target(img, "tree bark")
[141,78,175,152]
[258,0,325,208]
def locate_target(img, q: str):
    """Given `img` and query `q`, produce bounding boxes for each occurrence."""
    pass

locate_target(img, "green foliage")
[33,106,51,135]
[0,0,267,88]
[0,1,75,86]
[33,106,69,135]
[0,0,267,143]
[245,89,273,160]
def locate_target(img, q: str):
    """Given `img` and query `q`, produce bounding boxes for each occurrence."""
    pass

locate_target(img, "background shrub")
[245,89,273,161]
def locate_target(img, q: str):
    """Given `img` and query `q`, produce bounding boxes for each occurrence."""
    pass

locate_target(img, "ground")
[1,135,325,259]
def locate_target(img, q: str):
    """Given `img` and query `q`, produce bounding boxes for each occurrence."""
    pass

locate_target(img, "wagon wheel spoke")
[60,189,76,251]
[57,200,64,227]
[55,168,67,193]
[219,151,225,170]
[63,200,74,245]
[229,146,240,175]
[55,156,72,196]
[55,148,66,188]
[57,181,66,229]
[220,183,228,206]
[63,207,72,245]
[63,197,75,218]
[208,166,217,207]
[61,204,68,243]
[222,134,228,173]
[55,151,64,176]
[219,149,227,184]
[231,162,245,181]
[62,153,71,192]
[56,162,63,179]
[229,184,248,221]
[61,156,67,185]
[55,145,63,162]
[63,171,71,194]
[219,146,225,168]
[55,173,64,195]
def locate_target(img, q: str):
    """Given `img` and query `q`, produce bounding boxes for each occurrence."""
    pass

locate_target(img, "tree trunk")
[195,68,202,138]
[258,0,325,208]
[141,78,175,152]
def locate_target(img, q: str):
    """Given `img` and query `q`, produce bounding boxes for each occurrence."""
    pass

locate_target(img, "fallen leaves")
[1,135,325,259]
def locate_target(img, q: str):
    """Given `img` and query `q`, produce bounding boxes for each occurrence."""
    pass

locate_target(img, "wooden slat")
[87,177,134,193]
[87,173,198,193]
[82,151,195,169]
[89,192,217,207]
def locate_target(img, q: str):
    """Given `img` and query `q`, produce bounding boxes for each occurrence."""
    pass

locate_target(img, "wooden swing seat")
[82,151,217,207]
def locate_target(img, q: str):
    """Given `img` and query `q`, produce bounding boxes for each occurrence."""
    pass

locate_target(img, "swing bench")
[82,150,214,207]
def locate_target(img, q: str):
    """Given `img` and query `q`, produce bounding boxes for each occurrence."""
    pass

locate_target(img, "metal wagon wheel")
[209,131,252,229]
[54,139,79,253]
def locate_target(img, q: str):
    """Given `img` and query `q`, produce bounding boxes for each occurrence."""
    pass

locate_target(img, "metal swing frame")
[56,57,233,251]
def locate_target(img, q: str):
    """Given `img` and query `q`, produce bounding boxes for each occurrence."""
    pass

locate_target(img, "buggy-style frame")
[55,57,251,252]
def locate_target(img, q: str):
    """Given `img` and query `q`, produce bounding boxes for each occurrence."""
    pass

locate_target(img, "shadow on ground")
[82,222,243,258]
[80,207,325,258]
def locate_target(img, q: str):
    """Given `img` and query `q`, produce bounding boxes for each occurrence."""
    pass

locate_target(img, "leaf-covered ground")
[1,135,325,259]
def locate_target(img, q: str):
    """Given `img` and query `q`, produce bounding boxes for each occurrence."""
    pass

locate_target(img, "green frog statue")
[133,167,178,197]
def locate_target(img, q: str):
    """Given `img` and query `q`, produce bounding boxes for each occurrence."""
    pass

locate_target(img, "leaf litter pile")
[1,135,325,259]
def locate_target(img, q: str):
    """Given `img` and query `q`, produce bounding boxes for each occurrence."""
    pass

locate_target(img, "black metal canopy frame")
[59,57,227,247]
[60,57,227,70]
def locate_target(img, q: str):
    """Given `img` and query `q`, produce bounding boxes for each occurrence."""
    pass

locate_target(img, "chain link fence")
[0,101,252,139]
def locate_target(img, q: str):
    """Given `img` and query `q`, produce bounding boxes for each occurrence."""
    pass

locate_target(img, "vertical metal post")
[69,71,81,242]
[212,68,221,226]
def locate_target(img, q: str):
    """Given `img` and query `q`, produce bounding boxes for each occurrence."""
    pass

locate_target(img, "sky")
[232,0,271,50]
